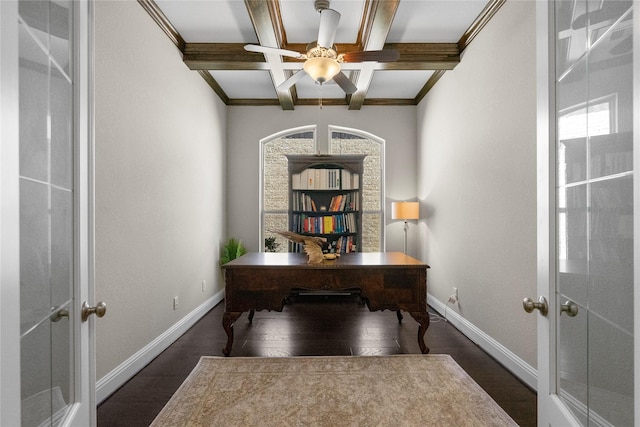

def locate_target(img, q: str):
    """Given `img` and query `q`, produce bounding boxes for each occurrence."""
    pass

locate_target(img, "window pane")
[263,132,315,212]
[362,213,381,253]
[331,133,382,211]
[264,214,288,253]
[331,131,384,252]
[559,99,613,141]
[262,130,315,252]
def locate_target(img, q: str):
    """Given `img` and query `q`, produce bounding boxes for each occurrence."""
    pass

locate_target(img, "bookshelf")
[286,154,365,254]
[558,130,633,292]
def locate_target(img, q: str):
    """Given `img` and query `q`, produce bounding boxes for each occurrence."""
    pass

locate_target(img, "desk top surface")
[222,252,429,269]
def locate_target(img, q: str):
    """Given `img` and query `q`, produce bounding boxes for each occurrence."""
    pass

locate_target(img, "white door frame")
[0,1,95,425]
[0,1,23,425]
[536,1,583,425]
[634,0,640,422]
[70,0,95,425]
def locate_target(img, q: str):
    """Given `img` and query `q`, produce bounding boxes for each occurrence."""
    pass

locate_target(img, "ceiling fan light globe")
[304,57,340,84]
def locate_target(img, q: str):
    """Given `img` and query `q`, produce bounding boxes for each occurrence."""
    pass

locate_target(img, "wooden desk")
[221,252,430,356]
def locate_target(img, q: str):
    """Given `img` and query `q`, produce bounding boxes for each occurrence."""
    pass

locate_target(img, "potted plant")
[220,238,247,266]
[264,236,280,252]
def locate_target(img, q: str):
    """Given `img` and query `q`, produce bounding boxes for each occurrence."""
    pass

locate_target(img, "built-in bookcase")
[286,154,365,254]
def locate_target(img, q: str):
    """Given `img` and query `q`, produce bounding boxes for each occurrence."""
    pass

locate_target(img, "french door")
[534,1,636,425]
[1,0,95,425]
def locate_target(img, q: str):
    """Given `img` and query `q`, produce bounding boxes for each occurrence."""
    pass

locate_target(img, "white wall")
[94,1,226,380]
[91,0,537,393]
[226,106,418,255]
[417,0,538,368]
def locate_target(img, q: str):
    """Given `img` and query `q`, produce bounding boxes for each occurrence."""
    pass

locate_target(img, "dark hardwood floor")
[97,295,536,426]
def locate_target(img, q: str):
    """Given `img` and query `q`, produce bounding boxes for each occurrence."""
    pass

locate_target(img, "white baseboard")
[96,291,536,404]
[428,293,538,391]
[96,290,224,404]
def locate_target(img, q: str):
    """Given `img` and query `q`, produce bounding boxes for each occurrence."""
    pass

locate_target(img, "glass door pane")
[555,1,634,424]
[19,0,75,425]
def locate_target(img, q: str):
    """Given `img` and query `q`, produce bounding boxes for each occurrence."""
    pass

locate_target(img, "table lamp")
[391,201,419,254]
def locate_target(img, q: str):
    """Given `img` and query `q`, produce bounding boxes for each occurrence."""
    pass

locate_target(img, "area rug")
[150,354,518,426]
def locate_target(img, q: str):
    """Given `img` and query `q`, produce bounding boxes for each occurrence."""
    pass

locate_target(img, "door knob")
[522,296,548,316]
[82,301,107,322]
[50,306,69,322]
[560,300,579,317]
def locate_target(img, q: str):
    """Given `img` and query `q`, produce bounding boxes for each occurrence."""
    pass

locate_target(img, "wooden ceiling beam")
[348,0,400,110]
[376,42,459,70]
[182,42,460,71]
[197,70,230,104]
[414,70,446,104]
[358,0,400,50]
[141,0,504,109]
[183,43,271,70]
[244,0,295,110]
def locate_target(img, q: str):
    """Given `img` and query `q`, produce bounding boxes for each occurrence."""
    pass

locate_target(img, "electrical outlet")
[202,280,206,292]
[173,296,179,310]
[448,287,458,304]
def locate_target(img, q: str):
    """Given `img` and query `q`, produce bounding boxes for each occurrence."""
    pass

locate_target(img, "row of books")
[334,235,357,253]
[292,212,358,234]
[291,168,360,190]
[328,193,359,211]
[291,192,359,212]
[289,235,357,254]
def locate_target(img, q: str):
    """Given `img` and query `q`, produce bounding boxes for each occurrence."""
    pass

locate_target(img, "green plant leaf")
[220,238,247,266]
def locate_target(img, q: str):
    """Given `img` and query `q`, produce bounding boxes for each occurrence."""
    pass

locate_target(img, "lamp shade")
[303,56,341,84]
[391,201,419,220]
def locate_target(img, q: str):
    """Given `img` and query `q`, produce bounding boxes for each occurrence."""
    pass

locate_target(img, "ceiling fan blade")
[317,8,341,48]
[277,70,307,91]
[341,49,400,63]
[244,44,303,59]
[332,71,357,94]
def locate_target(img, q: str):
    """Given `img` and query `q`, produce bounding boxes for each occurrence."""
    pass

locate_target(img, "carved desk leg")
[410,312,430,354]
[222,311,243,356]
[248,309,255,324]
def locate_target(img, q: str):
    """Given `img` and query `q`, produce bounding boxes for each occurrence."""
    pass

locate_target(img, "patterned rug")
[150,354,518,426]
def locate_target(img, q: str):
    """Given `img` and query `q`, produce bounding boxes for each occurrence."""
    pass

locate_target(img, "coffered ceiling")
[140,0,505,110]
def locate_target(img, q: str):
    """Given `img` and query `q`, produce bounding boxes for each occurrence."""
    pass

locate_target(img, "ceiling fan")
[244,0,399,94]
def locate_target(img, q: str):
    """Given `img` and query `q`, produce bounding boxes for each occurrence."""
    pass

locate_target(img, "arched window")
[261,126,316,252]
[260,125,385,253]
[329,126,385,252]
